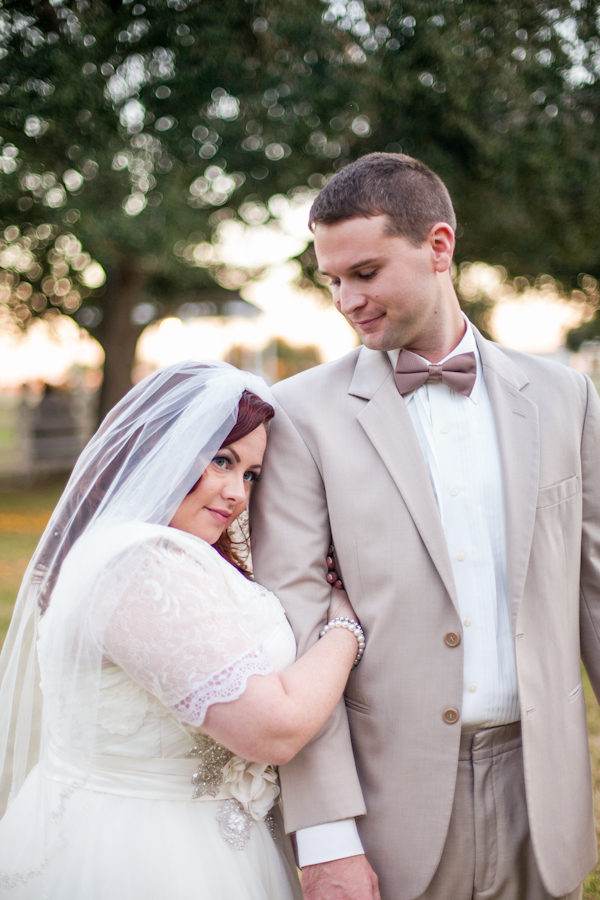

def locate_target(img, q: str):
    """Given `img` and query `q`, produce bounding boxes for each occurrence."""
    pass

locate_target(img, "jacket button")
[444,632,461,647]
[443,708,459,725]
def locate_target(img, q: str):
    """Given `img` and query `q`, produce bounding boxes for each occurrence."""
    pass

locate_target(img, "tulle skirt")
[0,766,302,900]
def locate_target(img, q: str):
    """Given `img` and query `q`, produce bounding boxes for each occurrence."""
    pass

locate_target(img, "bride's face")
[169,424,267,544]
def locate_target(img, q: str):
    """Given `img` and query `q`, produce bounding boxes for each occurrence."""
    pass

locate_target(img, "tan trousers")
[417,723,583,900]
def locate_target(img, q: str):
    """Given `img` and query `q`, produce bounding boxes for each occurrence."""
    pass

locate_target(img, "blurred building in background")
[225,338,321,383]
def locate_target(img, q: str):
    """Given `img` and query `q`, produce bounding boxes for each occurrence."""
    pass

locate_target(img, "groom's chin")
[359,331,396,352]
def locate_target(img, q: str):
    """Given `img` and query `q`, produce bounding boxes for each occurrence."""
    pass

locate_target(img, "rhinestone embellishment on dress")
[186,733,233,799]
[216,799,253,850]
[264,812,277,842]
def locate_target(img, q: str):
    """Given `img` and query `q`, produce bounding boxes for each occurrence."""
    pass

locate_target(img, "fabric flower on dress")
[221,756,280,821]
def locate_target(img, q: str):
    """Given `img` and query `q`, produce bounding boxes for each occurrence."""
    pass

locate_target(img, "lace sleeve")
[102,538,273,726]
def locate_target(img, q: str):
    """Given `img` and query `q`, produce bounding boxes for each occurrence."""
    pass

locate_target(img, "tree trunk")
[95,259,145,423]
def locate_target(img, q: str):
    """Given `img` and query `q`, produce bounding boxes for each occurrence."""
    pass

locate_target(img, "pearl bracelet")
[319,616,365,667]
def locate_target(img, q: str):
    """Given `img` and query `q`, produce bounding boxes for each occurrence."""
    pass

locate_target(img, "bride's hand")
[325,544,359,622]
[326,545,344,591]
[327,546,358,622]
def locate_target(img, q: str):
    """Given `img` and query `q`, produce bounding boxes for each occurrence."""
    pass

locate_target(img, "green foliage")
[2,0,600,391]
[567,311,600,347]
[366,1,600,283]
[0,0,373,336]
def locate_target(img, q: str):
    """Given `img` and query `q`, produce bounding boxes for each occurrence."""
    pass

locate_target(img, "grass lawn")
[0,476,67,644]
[1,478,600,895]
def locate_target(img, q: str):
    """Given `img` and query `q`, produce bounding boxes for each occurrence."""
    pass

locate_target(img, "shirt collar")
[387,314,482,404]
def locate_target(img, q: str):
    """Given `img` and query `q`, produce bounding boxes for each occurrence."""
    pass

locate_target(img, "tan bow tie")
[394,350,477,397]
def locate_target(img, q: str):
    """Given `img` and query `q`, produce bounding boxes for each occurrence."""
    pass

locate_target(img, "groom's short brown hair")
[309,152,456,246]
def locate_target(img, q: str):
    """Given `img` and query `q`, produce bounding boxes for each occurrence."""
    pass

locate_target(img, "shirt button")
[457,552,466,561]
[464,618,472,627]
[450,487,459,496]
[440,425,450,434]
[469,684,478,693]
[444,632,461,647]
[443,708,459,724]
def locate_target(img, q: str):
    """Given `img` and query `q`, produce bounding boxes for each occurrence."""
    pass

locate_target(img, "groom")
[250,152,600,900]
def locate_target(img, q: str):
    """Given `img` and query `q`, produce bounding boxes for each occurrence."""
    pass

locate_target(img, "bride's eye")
[212,455,230,469]
[243,470,259,484]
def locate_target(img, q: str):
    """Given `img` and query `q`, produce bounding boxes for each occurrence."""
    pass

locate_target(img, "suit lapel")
[475,332,540,631]
[349,336,541,626]
[349,348,459,612]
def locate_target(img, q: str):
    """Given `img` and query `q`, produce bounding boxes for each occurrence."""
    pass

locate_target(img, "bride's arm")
[202,604,359,765]
[102,538,361,767]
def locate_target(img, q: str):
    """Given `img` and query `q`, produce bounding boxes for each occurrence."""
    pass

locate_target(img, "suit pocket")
[345,696,370,715]
[568,681,583,703]
[536,475,580,509]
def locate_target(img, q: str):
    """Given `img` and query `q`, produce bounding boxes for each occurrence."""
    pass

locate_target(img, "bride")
[0,361,364,899]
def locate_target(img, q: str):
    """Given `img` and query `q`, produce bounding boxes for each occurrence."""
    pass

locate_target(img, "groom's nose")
[336,281,368,316]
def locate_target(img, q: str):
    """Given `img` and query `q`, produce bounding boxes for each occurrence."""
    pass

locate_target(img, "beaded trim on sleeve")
[170,644,273,726]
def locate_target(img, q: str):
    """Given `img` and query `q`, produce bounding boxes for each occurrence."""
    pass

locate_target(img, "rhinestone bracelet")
[319,616,365,667]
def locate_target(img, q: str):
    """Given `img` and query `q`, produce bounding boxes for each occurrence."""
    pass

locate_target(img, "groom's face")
[314,214,453,352]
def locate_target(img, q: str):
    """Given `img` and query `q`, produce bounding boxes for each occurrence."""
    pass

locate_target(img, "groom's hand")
[302,855,381,900]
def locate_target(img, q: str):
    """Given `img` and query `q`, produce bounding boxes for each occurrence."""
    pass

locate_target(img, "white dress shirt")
[296,317,520,867]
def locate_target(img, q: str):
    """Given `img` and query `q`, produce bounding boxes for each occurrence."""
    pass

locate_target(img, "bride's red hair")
[213,390,274,575]
[222,390,275,447]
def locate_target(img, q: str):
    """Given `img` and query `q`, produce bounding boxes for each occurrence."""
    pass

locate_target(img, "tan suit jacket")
[250,330,600,900]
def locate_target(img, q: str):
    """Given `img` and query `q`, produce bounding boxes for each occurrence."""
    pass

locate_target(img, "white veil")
[0,360,274,816]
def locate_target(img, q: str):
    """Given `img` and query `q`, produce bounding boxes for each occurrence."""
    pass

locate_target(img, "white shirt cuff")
[295,818,365,867]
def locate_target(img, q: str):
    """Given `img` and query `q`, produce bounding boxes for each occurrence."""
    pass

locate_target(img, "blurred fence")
[0,387,98,481]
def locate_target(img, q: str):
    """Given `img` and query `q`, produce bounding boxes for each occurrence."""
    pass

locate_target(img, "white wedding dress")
[0,525,303,900]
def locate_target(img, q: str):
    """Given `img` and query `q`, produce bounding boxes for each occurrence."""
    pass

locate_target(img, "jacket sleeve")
[250,397,367,834]
[578,375,600,697]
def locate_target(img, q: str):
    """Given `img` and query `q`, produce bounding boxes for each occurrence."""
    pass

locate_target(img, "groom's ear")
[427,222,455,273]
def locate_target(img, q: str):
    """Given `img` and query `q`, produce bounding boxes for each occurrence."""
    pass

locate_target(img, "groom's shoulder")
[487,340,588,402]
[271,347,362,407]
